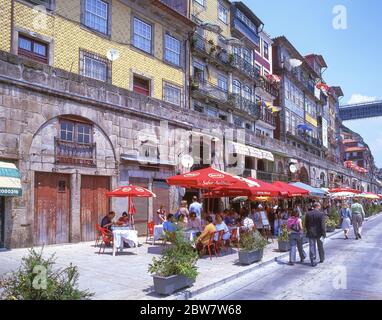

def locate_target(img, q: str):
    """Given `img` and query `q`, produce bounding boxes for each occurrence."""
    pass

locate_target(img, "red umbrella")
[329,187,362,194]
[272,181,309,197]
[166,167,249,189]
[106,186,156,198]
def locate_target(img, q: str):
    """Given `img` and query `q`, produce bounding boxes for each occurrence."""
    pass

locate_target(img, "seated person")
[116,212,130,226]
[101,211,115,231]
[224,211,235,226]
[186,212,202,231]
[196,216,216,253]
[214,214,230,241]
[163,214,177,232]
[177,214,187,229]
[241,212,255,232]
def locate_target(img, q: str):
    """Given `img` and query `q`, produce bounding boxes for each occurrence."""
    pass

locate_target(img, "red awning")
[329,187,362,194]
[272,181,309,197]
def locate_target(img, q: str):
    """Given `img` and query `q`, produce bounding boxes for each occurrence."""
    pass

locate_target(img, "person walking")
[189,196,202,220]
[287,209,306,265]
[305,202,326,267]
[340,203,352,240]
[351,199,365,240]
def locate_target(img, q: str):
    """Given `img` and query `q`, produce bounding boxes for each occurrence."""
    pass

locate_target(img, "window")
[232,79,241,94]
[60,121,74,142]
[133,76,150,96]
[243,85,252,101]
[218,74,228,92]
[243,48,252,64]
[193,61,204,81]
[60,120,92,144]
[164,34,181,66]
[164,84,181,106]
[133,17,152,54]
[255,64,261,75]
[263,42,269,60]
[84,0,109,34]
[194,0,204,6]
[218,2,228,24]
[18,35,48,63]
[81,51,109,82]
[25,0,54,10]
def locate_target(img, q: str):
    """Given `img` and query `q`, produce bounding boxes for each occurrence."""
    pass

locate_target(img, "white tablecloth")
[153,225,165,243]
[112,229,138,255]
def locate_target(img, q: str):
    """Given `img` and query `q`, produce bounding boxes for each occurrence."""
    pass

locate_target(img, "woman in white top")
[214,214,230,241]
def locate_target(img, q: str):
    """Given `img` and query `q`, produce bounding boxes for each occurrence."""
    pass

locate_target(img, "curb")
[173,212,381,300]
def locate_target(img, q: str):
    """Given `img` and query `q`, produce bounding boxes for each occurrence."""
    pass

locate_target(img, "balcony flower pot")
[152,274,195,296]
[278,240,290,252]
[238,249,264,265]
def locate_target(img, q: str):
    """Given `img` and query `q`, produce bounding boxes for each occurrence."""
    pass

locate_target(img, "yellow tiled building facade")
[0,0,191,101]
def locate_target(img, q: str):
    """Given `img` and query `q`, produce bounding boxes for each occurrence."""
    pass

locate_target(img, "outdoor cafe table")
[112,227,139,256]
[152,225,199,244]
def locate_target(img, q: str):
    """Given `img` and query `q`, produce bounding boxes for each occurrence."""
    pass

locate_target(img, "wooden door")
[80,175,110,241]
[152,180,170,218]
[129,177,149,235]
[34,173,70,246]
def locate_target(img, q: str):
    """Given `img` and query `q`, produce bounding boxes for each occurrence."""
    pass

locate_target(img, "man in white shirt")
[189,196,203,219]
[242,213,255,231]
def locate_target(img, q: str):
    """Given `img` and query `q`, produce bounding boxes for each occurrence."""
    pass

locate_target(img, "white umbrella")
[330,192,356,199]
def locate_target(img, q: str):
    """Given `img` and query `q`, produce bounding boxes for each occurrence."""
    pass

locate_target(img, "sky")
[246,0,382,167]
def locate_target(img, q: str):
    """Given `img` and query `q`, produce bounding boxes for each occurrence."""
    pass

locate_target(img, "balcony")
[191,34,234,72]
[55,138,96,167]
[243,169,289,183]
[230,94,258,118]
[157,0,188,16]
[258,105,277,127]
[190,78,229,104]
[296,132,322,148]
[232,55,260,80]
[232,17,260,48]
[256,76,279,97]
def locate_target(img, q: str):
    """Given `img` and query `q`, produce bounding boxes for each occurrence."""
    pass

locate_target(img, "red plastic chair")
[146,221,155,244]
[202,232,218,260]
[98,226,113,254]
[228,228,240,253]
[95,224,102,247]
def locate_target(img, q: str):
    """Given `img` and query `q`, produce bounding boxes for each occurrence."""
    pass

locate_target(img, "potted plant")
[148,231,198,296]
[277,225,290,252]
[208,39,216,54]
[238,230,267,265]
[329,207,341,229]
[326,218,337,233]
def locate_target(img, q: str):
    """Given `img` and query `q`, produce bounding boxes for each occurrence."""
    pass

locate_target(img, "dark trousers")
[308,237,325,263]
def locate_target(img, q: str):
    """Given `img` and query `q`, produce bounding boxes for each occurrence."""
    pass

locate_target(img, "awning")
[297,123,313,131]
[289,182,327,198]
[230,142,274,162]
[0,161,22,196]
[120,154,175,166]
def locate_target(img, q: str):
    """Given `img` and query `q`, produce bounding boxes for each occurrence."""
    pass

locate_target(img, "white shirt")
[214,222,230,241]
[242,217,254,231]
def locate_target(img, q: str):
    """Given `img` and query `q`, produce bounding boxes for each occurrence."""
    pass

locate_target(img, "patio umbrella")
[329,187,361,194]
[289,182,328,198]
[272,181,309,197]
[106,186,156,226]
[357,192,380,200]
[330,192,356,199]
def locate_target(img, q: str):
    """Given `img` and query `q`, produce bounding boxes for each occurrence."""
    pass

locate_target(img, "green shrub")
[278,224,289,242]
[0,248,93,300]
[326,218,337,228]
[240,230,267,252]
[329,207,340,225]
[148,231,199,281]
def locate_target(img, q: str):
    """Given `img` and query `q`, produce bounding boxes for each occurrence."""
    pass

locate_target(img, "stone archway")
[299,166,310,184]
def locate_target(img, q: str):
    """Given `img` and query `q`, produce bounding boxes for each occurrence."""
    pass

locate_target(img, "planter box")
[278,240,290,252]
[153,274,195,296]
[326,226,336,233]
[238,249,264,265]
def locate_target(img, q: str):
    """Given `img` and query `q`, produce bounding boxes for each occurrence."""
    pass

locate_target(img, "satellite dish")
[289,58,302,68]
[107,49,120,62]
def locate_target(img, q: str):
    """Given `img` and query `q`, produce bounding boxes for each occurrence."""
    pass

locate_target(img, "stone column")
[70,172,81,243]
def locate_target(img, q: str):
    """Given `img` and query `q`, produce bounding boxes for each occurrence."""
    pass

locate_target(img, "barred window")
[164,84,181,106]
[84,0,109,34]
[164,34,181,66]
[80,50,110,82]
[133,17,152,54]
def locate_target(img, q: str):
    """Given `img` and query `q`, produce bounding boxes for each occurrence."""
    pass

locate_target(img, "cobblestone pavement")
[192,214,382,300]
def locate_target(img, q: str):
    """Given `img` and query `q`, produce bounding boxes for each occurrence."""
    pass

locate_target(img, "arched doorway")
[299,166,310,184]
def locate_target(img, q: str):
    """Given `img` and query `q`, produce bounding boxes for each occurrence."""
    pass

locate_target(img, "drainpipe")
[10,0,15,53]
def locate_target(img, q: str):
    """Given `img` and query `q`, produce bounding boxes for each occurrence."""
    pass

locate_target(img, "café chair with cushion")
[95,224,102,247]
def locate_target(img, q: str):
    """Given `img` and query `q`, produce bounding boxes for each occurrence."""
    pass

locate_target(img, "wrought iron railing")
[258,105,277,126]
[229,94,258,118]
[232,54,259,80]
[55,138,96,167]
[191,78,229,103]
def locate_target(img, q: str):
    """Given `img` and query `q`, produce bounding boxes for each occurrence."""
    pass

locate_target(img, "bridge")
[339,100,382,121]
